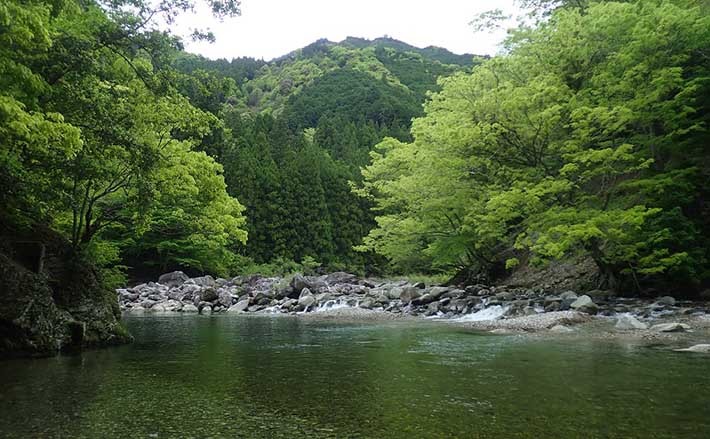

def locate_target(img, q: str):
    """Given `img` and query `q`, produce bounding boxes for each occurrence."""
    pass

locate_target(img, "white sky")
[173,0,516,61]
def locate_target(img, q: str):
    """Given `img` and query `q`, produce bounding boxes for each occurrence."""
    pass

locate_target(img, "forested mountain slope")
[172,37,479,273]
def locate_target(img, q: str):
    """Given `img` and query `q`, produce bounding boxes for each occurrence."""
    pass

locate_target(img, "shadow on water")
[0,314,708,438]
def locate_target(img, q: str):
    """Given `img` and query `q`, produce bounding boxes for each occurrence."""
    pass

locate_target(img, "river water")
[0,315,708,438]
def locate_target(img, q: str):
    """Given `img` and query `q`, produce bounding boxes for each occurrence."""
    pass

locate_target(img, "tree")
[359,0,710,291]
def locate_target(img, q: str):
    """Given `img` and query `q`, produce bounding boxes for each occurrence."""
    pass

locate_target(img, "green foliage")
[1,0,248,279]
[359,0,710,291]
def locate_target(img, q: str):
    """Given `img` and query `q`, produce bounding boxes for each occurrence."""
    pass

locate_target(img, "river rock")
[570,295,598,314]
[158,271,189,287]
[229,298,250,313]
[192,275,216,288]
[560,291,578,300]
[549,324,574,333]
[200,305,212,314]
[650,322,691,333]
[399,286,422,303]
[289,274,310,297]
[655,296,676,306]
[325,272,357,285]
[168,289,184,301]
[200,288,219,302]
[218,290,233,307]
[298,289,316,308]
[615,314,648,330]
[359,297,376,309]
[182,304,198,313]
[674,344,710,353]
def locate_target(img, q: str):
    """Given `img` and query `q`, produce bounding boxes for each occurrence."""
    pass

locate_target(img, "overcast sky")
[173,0,516,61]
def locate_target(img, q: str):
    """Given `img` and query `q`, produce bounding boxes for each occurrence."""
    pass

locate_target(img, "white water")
[453,305,510,322]
[313,299,359,313]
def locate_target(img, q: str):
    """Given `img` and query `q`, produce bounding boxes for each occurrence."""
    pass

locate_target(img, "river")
[0,314,708,438]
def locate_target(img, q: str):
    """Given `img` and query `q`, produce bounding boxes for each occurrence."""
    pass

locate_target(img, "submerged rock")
[615,314,648,330]
[549,325,574,333]
[650,322,691,333]
[674,344,710,353]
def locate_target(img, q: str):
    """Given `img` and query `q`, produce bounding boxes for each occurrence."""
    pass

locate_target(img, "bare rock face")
[1,228,132,358]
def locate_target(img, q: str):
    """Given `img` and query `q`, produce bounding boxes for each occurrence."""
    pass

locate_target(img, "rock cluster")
[117,271,709,330]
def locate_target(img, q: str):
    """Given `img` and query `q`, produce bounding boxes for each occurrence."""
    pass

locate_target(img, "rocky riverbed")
[117,271,710,347]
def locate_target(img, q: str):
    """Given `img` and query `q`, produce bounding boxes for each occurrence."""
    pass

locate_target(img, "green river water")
[0,315,708,438]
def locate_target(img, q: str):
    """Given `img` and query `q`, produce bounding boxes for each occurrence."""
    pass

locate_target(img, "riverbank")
[117,271,710,350]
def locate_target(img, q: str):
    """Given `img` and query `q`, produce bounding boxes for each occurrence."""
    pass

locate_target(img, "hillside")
[167,37,480,274]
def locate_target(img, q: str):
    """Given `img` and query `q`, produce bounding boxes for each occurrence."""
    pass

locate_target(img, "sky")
[173,0,517,61]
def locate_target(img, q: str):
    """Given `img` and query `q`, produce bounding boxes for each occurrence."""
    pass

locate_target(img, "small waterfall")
[314,299,354,312]
[309,298,366,312]
[453,305,509,322]
[262,305,281,314]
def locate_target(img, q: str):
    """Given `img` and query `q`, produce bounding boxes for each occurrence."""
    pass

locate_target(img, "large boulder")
[289,274,310,298]
[399,286,422,304]
[217,290,233,308]
[614,314,648,330]
[324,272,357,285]
[158,271,189,287]
[182,304,198,313]
[655,296,676,306]
[228,298,250,313]
[200,288,219,302]
[192,275,216,288]
[298,288,316,309]
[570,295,598,314]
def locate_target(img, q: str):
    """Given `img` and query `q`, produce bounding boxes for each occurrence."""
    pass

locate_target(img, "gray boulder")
[218,290,233,308]
[650,322,691,333]
[290,274,310,297]
[228,298,250,313]
[560,291,578,300]
[615,314,648,330]
[428,286,450,301]
[158,271,189,287]
[167,289,184,301]
[200,288,219,302]
[655,296,676,306]
[385,286,404,300]
[359,297,376,309]
[298,288,316,308]
[325,272,357,285]
[192,275,216,288]
[399,286,422,304]
[570,295,598,314]
[182,304,198,313]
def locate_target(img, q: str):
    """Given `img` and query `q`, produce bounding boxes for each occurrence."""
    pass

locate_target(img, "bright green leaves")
[1,0,249,280]
[359,0,710,289]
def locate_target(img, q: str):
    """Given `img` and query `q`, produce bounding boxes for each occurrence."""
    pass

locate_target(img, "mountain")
[168,37,482,272]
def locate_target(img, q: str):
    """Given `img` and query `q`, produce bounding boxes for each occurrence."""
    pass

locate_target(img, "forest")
[2,0,709,295]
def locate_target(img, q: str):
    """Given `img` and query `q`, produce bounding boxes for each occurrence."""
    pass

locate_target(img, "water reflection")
[0,315,708,438]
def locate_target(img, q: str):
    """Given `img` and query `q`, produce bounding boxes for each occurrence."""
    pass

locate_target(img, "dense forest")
[2,0,709,295]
